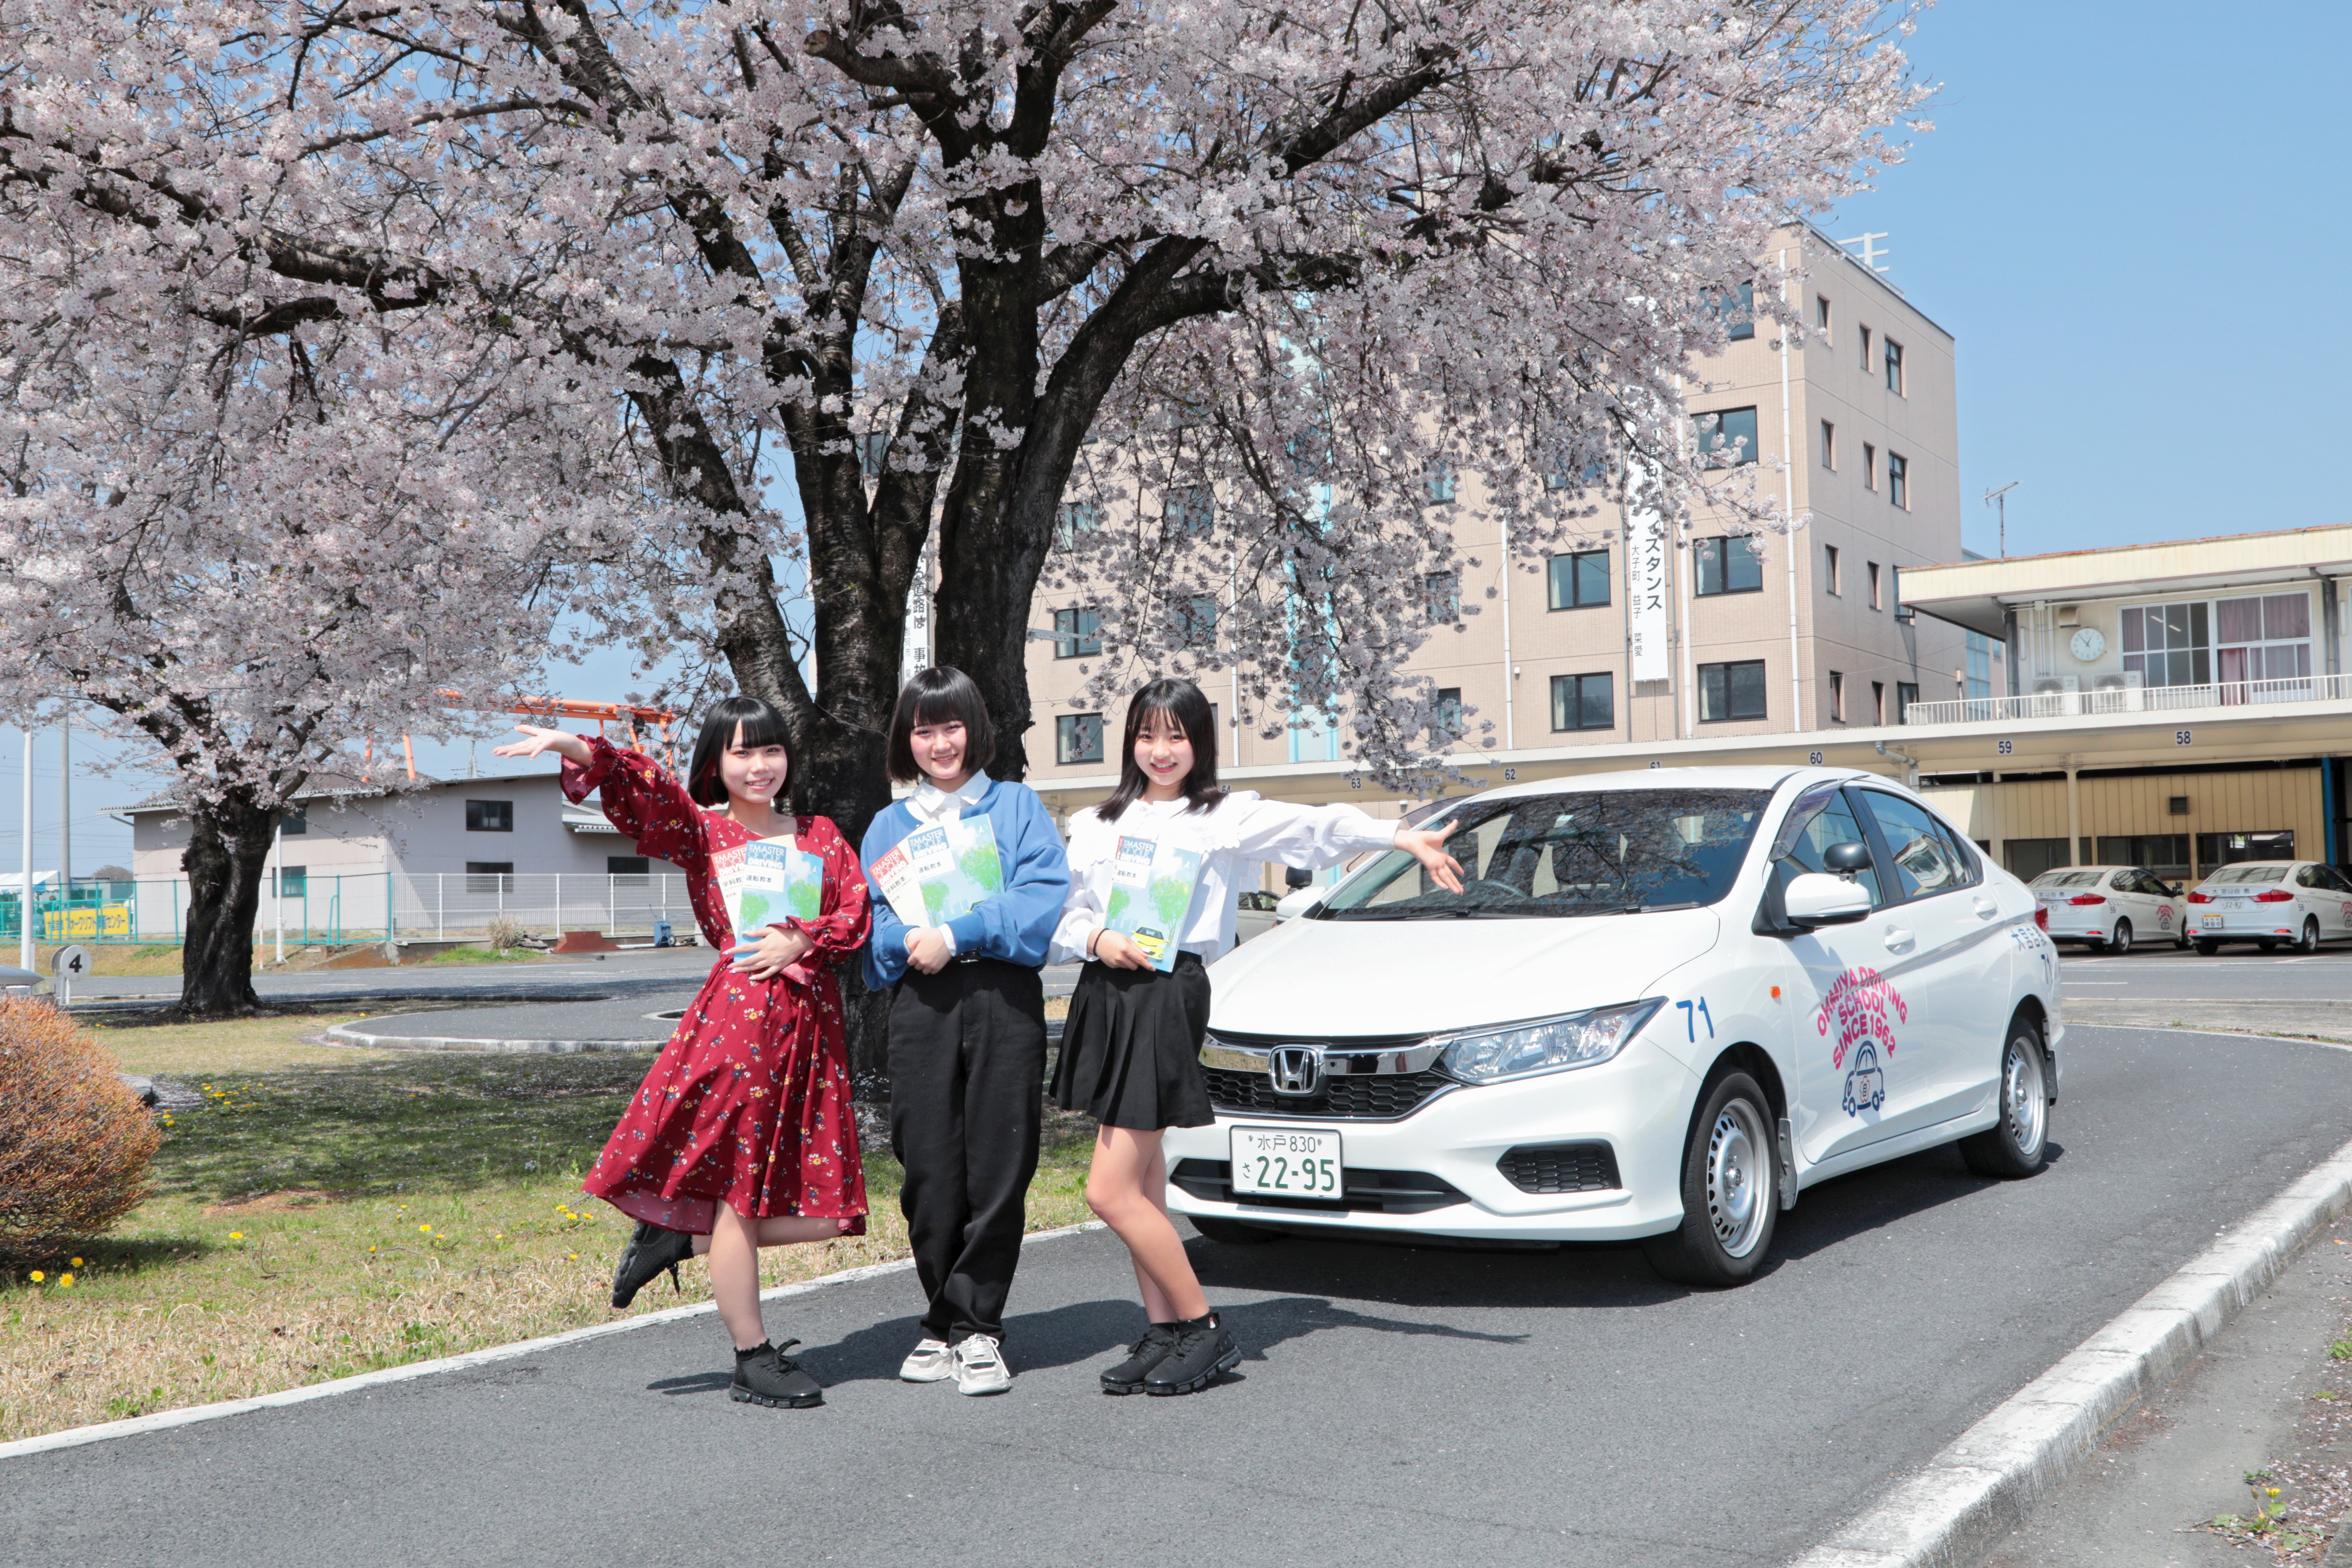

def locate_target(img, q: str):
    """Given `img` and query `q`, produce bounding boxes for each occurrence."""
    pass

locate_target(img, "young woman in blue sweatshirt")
[861,666,1071,1396]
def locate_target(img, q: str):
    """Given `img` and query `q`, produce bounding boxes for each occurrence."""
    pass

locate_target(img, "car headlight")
[1436,999,1665,1085]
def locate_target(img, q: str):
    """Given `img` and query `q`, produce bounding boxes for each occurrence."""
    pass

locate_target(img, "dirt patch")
[200,1189,352,1217]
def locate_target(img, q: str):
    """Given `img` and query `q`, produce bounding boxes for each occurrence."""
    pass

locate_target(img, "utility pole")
[18,727,32,971]
[1983,482,2019,559]
[57,714,69,897]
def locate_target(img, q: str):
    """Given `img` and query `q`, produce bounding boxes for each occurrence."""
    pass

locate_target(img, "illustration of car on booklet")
[868,816,1004,930]
[712,838,826,940]
[1104,835,1205,971]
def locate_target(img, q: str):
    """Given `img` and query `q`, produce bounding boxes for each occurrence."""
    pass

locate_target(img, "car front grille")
[1170,1159,1468,1215]
[1201,1066,1456,1121]
[1495,1141,1621,1195]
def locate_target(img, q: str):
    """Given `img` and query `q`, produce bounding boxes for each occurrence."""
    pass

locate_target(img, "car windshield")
[2206,864,2290,884]
[1318,788,1769,920]
[2033,871,2104,889]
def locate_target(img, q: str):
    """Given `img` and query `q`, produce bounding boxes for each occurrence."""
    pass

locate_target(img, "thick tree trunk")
[176,792,277,1017]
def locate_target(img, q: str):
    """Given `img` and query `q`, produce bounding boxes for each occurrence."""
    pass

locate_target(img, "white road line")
[1788,1131,2352,1568]
[0,1221,1107,1462]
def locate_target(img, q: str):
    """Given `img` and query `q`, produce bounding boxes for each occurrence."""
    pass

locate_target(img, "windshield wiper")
[1332,904,1548,920]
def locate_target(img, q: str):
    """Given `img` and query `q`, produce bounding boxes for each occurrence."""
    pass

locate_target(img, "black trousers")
[888,958,1047,1344]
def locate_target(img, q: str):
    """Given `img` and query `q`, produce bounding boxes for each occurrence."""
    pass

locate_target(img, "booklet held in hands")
[1103,835,1205,972]
[713,838,826,943]
[869,816,1005,930]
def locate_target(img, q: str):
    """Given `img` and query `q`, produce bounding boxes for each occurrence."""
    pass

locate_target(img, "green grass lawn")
[2,1013,1097,1442]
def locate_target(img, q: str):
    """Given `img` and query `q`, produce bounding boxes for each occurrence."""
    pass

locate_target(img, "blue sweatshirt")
[861,778,1071,988]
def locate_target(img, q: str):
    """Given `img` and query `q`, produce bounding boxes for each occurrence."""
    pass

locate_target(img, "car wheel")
[2195,938,2220,955]
[2175,920,2192,950]
[2110,919,2133,956]
[2295,917,2320,955]
[1961,1017,2050,1179]
[1188,1216,1282,1246]
[1642,1071,1778,1288]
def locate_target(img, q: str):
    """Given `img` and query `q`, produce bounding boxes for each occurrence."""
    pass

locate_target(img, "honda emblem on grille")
[1269,1045,1322,1096]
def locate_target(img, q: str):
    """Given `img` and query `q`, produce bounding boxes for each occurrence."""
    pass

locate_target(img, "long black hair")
[684,695,793,807]
[886,666,998,785]
[1097,678,1225,822]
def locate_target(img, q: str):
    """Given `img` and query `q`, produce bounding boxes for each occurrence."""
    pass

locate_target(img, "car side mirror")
[1786,872,1872,927]
[2168,883,2184,897]
[1284,866,1314,890]
[1824,840,1872,874]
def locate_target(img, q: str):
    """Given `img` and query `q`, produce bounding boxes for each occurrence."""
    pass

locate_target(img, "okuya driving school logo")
[1816,967,1907,1118]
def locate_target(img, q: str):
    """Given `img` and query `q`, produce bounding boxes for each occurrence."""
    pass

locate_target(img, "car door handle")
[1973,898,1999,920]
[1883,926,1915,952]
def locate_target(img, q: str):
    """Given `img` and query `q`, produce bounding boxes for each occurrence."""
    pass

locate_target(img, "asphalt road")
[11,1023,2352,1568]
[2052,948,2352,1003]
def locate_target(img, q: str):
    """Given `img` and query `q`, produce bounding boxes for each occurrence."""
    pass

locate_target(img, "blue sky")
[9,0,2345,874]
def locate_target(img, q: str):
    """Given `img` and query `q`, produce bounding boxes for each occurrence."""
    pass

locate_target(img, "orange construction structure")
[376,693,683,780]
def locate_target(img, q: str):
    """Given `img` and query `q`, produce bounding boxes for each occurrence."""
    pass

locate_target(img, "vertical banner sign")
[901,543,932,687]
[1626,462,1671,683]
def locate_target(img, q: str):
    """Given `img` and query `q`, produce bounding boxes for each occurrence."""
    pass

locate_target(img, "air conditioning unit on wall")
[2091,670,2146,712]
[2030,675,2081,715]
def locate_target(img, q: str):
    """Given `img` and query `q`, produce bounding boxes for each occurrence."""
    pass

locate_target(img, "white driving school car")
[1167,767,2064,1286]
[2028,866,2189,952]
[2186,861,2352,954]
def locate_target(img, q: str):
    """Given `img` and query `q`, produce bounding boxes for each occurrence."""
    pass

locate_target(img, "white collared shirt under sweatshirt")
[1050,791,1403,966]
[904,771,993,955]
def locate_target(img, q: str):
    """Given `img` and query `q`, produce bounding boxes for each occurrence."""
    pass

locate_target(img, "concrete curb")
[1788,1134,2352,1568]
[0,1221,1107,1463]
[325,1020,668,1054]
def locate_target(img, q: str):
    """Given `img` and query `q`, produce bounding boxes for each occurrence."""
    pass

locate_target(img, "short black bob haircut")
[685,695,794,807]
[1098,678,1225,822]
[887,666,998,785]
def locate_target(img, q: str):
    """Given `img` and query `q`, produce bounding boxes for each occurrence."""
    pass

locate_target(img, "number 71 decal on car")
[1677,998,1714,1041]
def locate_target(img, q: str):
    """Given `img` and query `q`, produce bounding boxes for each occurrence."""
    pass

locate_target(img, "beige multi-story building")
[1015,224,1980,833]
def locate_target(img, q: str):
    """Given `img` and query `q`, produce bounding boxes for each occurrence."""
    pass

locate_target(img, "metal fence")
[1903,671,2352,727]
[0,872,695,947]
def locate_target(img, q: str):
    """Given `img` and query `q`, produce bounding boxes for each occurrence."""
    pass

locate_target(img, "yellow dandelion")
[567,1253,578,1261]
[70,1257,82,1267]
[58,1274,73,1288]
[418,1224,432,1233]
[368,1246,377,1254]
[228,1231,244,1240]
[28,1270,43,1282]
[2269,1488,2282,1497]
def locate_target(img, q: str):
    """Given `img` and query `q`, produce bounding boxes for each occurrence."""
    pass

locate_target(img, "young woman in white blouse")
[1050,678,1462,1396]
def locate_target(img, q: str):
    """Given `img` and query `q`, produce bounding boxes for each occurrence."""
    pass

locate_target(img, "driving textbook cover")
[712,838,827,940]
[868,816,1005,929]
[1103,835,1206,971]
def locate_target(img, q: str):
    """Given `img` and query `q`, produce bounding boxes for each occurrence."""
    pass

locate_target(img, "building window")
[466,861,514,893]
[1859,324,1872,372]
[1862,443,1877,490]
[608,855,651,883]
[1165,484,1215,536]
[1174,594,1218,649]
[1546,550,1610,610]
[2119,602,2212,687]
[1056,713,1104,764]
[1053,501,1101,552]
[1965,632,1995,699]
[273,866,307,897]
[279,806,307,836]
[2199,830,2294,869]
[1820,420,1836,470]
[1550,672,1615,732]
[1053,606,1101,659]
[1867,562,1882,610]
[1829,671,1846,722]
[1692,406,1759,467]
[1699,660,1768,722]
[1420,459,1457,504]
[1815,295,1832,342]
[1709,280,1755,341]
[1884,338,1905,394]
[1693,536,1764,596]
[466,799,513,832]
[1824,543,1841,595]
[1887,453,1909,509]
[1871,680,1885,724]
[2215,593,2314,685]
[1897,680,1920,722]
[1543,454,1607,492]
[1422,570,1461,625]
[1434,688,1466,742]
[2095,834,2192,882]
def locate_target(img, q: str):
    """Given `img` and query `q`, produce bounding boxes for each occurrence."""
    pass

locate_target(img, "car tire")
[2175,920,2192,950]
[2110,919,2133,955]
[1642,1070,1778,1288]
[2295,918,2320,955]
[1960,1017,2051,1180]
[1188,1216,1282,1246]
[2195,938,2220,955]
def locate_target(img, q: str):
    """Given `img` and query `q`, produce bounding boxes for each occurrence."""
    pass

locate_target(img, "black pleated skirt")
[1050,953,1214,1131]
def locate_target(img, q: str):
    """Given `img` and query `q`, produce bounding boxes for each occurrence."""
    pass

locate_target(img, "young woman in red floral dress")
[496,696,870,1410]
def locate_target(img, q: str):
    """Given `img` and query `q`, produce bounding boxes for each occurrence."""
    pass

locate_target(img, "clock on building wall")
[2069,626,2106,663]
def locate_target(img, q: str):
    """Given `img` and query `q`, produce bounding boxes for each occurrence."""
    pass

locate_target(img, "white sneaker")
[952,1334,1012,1396]
[899,1338,955,1383]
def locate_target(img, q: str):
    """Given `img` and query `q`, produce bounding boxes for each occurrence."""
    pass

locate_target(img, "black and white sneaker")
[731,1340,824,1409]
[1099,1323,1178,1395]
[1142,1314,1239,1396]
[610,1220,696,1309]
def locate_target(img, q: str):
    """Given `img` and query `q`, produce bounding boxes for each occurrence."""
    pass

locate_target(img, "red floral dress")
[564,737,871,1236]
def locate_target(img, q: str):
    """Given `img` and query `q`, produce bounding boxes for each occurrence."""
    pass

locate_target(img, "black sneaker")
[1142,1314,1239,1396]
[1099,1323,1178,1395]
[731,1340,824,1409]
[610,1221,695,1309]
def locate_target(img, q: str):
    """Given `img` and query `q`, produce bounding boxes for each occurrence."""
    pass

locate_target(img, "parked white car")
[1168,767,2063,1287]
[2187,861,2352,954]
[2028,866,2189,953]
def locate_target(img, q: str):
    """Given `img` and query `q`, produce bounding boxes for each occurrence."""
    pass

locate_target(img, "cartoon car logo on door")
[2156,905,2174,927]
[1842,1041,1887,1116]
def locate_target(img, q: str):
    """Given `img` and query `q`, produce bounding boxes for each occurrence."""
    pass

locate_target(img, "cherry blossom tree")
[3,0,1924,1027]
